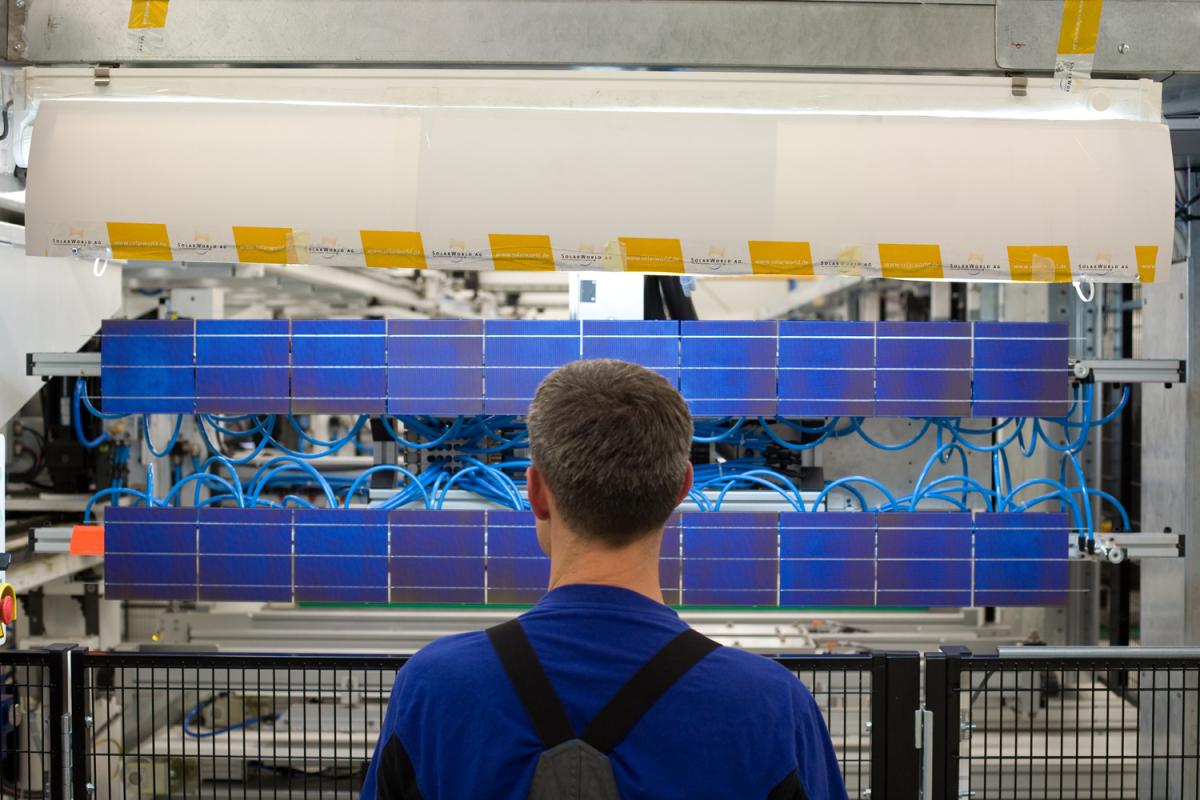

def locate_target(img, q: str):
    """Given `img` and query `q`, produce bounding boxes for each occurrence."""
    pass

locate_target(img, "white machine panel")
[23,70,1174,283]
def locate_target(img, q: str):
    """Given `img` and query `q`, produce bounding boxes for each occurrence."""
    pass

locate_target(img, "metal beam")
[8,0,1001,70]
[1071,358,1186,385]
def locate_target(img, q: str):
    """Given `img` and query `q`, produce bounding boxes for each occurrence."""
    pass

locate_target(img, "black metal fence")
[928,647,1200,800]
[2,645,1198,799]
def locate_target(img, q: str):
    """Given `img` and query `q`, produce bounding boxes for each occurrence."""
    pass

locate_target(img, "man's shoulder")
[405,628,494,671]
[402,630,496,686]
[697,645,814,704]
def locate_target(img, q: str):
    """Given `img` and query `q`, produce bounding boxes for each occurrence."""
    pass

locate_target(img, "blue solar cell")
[972,322,1070,418]
[101,319,195,414]
[778,321,875,418]
[581,321,680,388]
[484,320,581,414]
[390,510,486,604]
[680,321,777,417]
[486,511,548,604]
[875,322,971,417]
[104,556,198,601]
[876,512,970,606]
[660,516,683,606]
[973,513,1068,606]
[294,509,388,603]
[388,320,484,415]
[292,320,386,413]
[681,512,777,606]
[104,506,196,553]
[779,512,874,606]
[197,507,291,602]
[196,320,290,413]
[974,513,1069,559]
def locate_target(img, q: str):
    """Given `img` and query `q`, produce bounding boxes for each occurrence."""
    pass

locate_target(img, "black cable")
[660,276,699,321]
[643,276,667,320]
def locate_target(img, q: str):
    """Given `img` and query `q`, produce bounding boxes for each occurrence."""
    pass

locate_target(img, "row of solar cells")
[103,507,1068,607]
[99,319,1069,418]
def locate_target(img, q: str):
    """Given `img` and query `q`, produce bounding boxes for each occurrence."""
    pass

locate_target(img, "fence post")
[870,653,889,797]
[70,648,90,800]
[45,644,80,800]
[884,652,922,800]
[925,646,968,800]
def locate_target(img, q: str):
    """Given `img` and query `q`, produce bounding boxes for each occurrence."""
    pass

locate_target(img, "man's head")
[526,359,693,558]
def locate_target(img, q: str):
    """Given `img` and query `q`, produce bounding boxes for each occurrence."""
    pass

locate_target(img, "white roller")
[23,69,1174,283]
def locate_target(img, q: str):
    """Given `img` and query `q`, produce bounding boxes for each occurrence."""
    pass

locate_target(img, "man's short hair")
[527,359,692,547]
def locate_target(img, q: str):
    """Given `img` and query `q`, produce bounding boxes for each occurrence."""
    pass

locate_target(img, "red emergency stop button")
[0,584,16,626]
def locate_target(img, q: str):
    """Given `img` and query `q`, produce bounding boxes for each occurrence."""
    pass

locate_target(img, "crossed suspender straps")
[487,618,721,753]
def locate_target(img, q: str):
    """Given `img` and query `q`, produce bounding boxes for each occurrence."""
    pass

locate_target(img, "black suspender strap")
[486,619,576,749]
[580,628,720,754]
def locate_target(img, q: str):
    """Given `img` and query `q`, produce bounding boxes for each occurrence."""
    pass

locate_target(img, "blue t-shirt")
[362,584,847,799]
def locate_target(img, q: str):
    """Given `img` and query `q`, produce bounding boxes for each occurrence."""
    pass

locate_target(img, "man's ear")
[527,466,552,521]
[674,462,694,506]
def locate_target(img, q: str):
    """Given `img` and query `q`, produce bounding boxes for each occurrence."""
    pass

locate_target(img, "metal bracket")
[93,67,111,88]
[1010,74,1028,97]
[915,707,933,799]
[26,352,101,378]
[1070,358,1186,385]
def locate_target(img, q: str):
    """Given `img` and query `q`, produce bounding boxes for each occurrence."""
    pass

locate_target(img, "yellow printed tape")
[1135,245,1158,284]
[232,226,294,265]
[748,241,814,276]
[488,234,557,272]
[619,237,685,274]
[878,243,943,280]
[1057,0,1103,55]
[128,0,169,29]
[1008,245,1072,283]
[360,230,426,269]
[106,222,173,261]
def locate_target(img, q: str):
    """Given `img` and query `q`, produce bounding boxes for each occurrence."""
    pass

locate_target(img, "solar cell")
[100,319,195,414]
[104,506,197,601]
[294,508,389,603]
[972,322,1070,418]
[581,320,680,388]
[779,511,875,606]
[197,507,292,602]
[292,319,386,413]
[680,321,777,417]
[778,321,875,417]
[876,512,971,606]
[681,511,777,605]
[974,512,1069,606]
[390,509,486,603]
[875,322,971,417]
[388,319,484,415]
[486,510,549,604]
[196,319,290,413]
[484,320,581,414]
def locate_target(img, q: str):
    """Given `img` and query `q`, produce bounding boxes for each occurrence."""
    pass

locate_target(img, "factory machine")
[0,1,1199,797]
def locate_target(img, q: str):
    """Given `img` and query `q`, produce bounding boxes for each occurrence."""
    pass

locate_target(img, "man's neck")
[548,536,665,605]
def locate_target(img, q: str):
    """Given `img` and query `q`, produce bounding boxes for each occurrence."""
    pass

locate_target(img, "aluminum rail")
[997,645,1200,659]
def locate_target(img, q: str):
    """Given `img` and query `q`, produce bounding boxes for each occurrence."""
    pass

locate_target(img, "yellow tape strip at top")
[489,234,557,272]
[1008,246,1072,283]
[878,243,943,280]
[1057,0,1104,55]
[361,231,427,269]
[128,0,169,29]
[107,222,173,261]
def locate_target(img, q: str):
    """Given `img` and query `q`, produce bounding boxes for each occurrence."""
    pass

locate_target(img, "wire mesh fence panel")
[79,654,403,799]
[946,655,1200,800]
[74,651,885,800]
[777,655,879,800]
[0,650,61,800]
